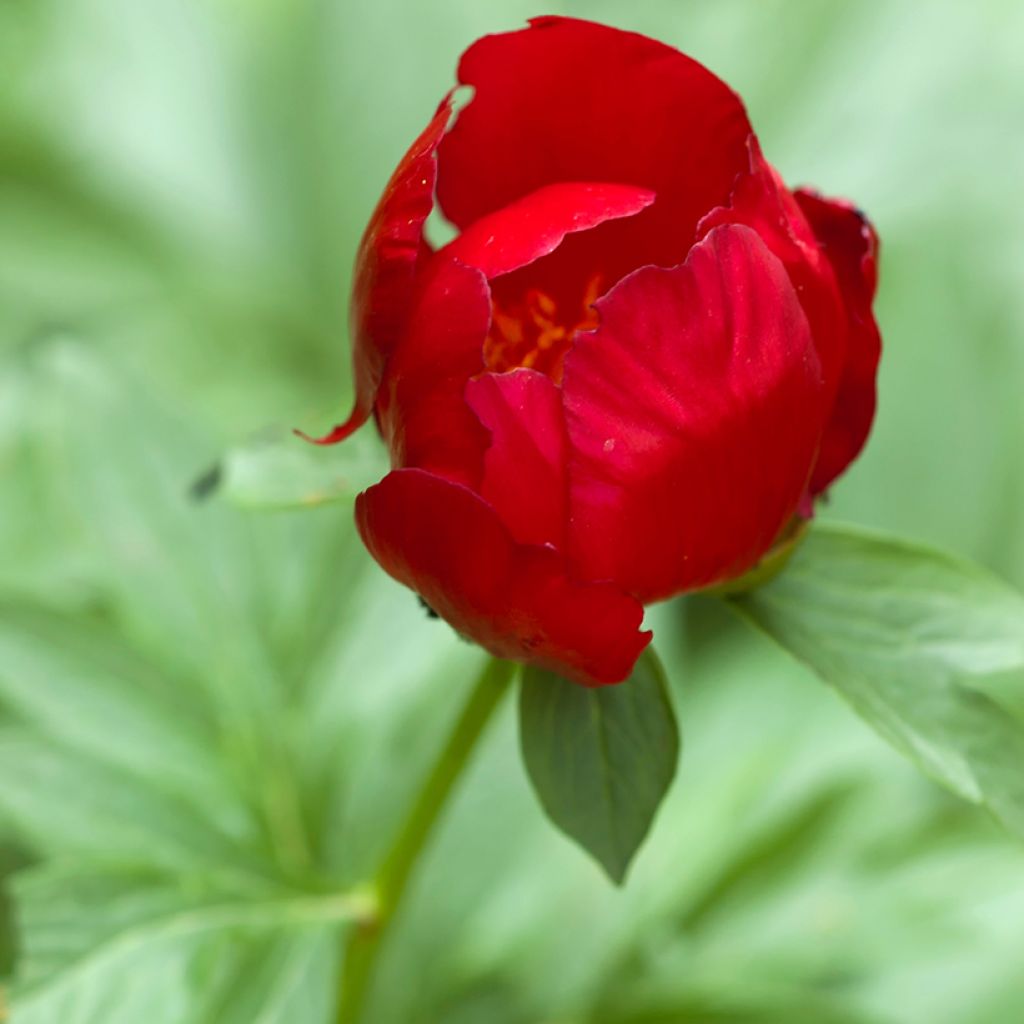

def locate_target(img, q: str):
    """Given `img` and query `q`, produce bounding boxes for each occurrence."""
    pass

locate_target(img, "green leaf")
[519,650,680,884]
[732,523,1024,835]
[0,600,235,813]
[197,425,386,511]
[0,342,467,1021]
[0,597,264,871]
[8,865,354,1024]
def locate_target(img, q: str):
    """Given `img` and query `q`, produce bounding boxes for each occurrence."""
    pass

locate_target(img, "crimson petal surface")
[437,16,752,278]
[564,225,826,601]
[356,468,650,685]
[465,368,569,549]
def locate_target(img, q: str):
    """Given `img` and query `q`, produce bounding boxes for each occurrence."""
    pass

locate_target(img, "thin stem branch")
[334,657,516,1024]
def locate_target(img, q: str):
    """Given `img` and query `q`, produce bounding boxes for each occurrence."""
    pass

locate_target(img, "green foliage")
[12,866,340,1024]
[733,525,1024,835]
[198,427,387,511]
[5,342,1024,1021]
[519,651,679,883]
[0,344,366,1019]
[1,0,1024,1022]
[0,843,27,982]
[0,340,480,1019]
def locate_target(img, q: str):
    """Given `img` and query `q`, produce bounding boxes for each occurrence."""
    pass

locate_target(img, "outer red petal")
[356,469,650,686]
[437,16,752,278]
[699,138,846,407]
[440,182,654,280]
[302,95,453,446]
[465,369,568,549]
[376,257,492,487]
[563,225,825,602]
[796,190,882,494]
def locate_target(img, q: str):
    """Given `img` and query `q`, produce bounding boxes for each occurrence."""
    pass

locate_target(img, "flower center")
[483,274,604,383]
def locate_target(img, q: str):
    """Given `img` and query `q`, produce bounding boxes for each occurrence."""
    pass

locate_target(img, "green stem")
[334,657,517,1024]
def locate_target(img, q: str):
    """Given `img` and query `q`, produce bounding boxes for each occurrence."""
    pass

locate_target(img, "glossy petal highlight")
[440,182,655,280]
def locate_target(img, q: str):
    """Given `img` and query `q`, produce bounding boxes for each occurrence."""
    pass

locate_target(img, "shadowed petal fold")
[376,257,492,487]
[796,189,882,494]
[465,369,568,549]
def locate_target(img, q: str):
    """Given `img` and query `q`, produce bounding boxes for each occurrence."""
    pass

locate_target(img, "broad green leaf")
[0,597,273,869]
[0,342,366,866]
[0,341,466,1020]
[0,338,365,712]
[519,650,679,884]
[9,865,353,1024]
[0,732,249,871]
[0,600,235,811]
[733,523,1024,835]
[1,338,272,684]
[197,424,386,511]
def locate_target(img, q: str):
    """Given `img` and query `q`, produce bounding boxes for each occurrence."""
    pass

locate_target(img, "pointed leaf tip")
[518,648,680,883]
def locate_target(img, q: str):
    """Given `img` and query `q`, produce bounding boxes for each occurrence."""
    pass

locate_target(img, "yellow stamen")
[483,273,604,382]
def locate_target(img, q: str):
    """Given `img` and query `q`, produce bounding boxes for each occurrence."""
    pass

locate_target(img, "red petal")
[465,369,568,548]
[437,17,751,279]
[440,182,654,280]
[796,190,882,493]
[302,95,453,446]
[563,225,826,601]
[699,137,846,405]
[376,257,492,487]
[380,182,655,488]
[356,469,650,685]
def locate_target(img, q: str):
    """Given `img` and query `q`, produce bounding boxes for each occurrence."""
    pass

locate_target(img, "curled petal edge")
[298,94,455,446]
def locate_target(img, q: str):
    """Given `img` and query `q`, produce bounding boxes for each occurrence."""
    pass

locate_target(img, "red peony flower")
[307,16,882,686]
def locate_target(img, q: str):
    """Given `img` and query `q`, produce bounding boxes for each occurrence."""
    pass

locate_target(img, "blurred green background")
[2,1,1023,1021]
